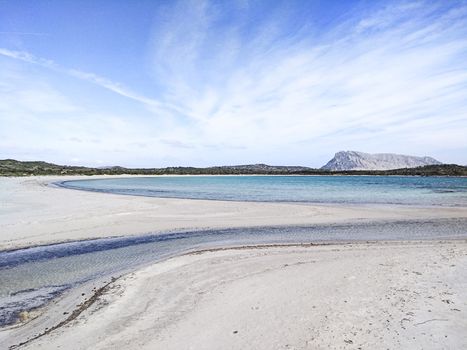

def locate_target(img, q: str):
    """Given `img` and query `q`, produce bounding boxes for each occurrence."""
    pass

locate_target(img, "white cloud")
[0,69,78,117]
[143,0,467,164]
[1,1,467,166]
[0,48,176,113]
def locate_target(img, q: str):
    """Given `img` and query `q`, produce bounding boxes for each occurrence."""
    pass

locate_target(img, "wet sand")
[5,241,467,350]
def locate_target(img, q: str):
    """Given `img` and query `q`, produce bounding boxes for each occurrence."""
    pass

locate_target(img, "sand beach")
[4,242,467,350]
[1,176,466,349]
[1,176,466,251]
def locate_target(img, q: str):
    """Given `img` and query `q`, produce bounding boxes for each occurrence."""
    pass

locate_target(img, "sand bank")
[1,176,466,251]
[6,241,466,349]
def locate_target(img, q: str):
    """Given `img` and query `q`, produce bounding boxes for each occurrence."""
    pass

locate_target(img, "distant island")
[322,151,442,171]
[1,158,466,177]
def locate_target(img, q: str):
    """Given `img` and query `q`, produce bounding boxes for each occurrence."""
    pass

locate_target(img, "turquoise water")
[59,175,467,206]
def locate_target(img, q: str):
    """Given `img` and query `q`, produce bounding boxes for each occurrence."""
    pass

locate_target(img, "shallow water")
[59,175,467,206]
[1,219,467,326]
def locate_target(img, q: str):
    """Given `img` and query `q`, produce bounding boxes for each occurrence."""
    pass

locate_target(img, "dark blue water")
[58,175,467,206]
[1,219,467,327]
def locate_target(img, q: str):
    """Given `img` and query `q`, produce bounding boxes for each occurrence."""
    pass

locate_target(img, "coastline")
[1,175,467,251]
[2,175,467,349]
[53,176,467,207]
[4,240,466,349]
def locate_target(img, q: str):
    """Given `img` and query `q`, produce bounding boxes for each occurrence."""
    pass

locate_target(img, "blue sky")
[1,0,467,167]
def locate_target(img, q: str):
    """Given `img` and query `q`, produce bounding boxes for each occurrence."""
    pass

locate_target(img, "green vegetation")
[1,159,466,177]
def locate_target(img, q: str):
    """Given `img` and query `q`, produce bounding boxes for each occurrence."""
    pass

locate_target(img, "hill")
[1,159,466,177]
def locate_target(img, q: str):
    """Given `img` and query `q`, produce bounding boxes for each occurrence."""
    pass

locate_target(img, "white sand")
[2,175,467,349]
[1,176,466,250]
[9,241,467,350]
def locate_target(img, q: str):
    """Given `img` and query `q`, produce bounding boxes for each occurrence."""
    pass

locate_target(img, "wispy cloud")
[1,0,467,166]
[0,31,50,36]
[146,0,467,161]
[0,48,174,112]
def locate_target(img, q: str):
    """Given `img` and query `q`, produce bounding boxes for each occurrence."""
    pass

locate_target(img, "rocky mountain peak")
[321,151,442,171]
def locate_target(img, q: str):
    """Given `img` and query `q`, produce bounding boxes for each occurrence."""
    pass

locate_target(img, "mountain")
[321,151,442,171]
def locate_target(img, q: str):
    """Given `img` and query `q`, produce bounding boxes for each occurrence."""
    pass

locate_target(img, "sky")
[1,0,467,168]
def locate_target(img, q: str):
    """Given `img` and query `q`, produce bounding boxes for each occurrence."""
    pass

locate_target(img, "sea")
[58,175,467,206]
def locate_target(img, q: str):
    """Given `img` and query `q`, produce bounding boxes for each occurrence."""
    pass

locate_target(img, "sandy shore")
[2,175,467,349]
[1,176,466,251]
[5,241,466,349]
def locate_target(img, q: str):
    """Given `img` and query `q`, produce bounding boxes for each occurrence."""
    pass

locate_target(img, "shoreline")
[1,175,467,348]
[2,176,467,251]
[3,240,466,349]
[4,172,467,178]
[2,217,467,255]
[54,177,467,209]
